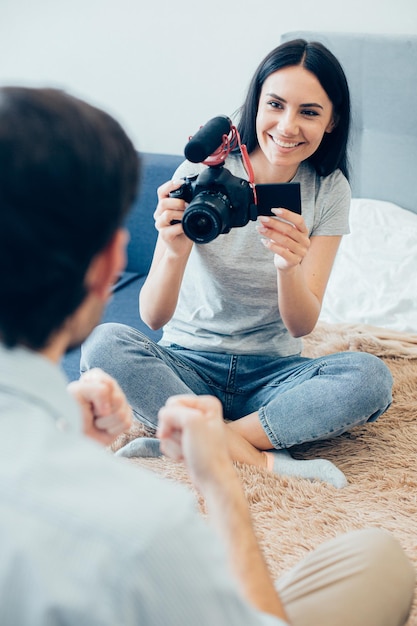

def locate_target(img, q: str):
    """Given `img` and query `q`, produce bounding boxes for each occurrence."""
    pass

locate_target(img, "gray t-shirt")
[160,154,350,357]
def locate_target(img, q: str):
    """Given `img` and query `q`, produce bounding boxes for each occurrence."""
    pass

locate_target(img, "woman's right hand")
[153,179,194,256]
[140,179,194,328]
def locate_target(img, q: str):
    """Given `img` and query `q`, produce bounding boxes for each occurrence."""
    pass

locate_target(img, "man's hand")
[67,368,132,445]
[157,394,287,621]
[157,395,235,491]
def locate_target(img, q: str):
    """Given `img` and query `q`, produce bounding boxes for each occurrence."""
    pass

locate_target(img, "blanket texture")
[112,322,417,624]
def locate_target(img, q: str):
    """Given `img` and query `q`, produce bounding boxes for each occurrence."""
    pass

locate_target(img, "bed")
[113,32,417,622]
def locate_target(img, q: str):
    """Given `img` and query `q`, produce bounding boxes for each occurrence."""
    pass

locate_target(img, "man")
[0,86,414,626]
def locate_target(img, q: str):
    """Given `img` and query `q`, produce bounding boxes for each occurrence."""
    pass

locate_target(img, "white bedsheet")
[319,198,417,333]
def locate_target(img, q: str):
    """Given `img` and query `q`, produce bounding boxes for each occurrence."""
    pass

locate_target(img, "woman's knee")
[344,352,393,418]
[80,322,149,372]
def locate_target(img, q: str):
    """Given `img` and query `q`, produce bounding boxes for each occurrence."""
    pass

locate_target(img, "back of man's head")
[0,87,139,351]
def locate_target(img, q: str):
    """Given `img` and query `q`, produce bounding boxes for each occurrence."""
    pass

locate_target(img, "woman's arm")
[139,180,194,330]
[276,234,341,336]
[257,209,341,337]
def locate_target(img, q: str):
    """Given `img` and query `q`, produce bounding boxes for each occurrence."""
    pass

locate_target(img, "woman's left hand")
[256,208,310,271]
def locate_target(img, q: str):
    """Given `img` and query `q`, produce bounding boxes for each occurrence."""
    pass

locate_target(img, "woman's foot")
[115,437,161,458]
[264,449,348,488]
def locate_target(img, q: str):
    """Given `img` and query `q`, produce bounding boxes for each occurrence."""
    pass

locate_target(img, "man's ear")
[85,228,129,301]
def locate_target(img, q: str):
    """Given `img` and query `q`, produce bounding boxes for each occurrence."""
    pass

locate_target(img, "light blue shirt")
[0,344,286,625]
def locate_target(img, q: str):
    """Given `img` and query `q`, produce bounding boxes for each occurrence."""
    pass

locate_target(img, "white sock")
[115,437,161,459]
[266,449,348,489]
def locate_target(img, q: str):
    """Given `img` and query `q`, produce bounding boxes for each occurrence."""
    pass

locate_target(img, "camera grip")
[169,188,184,225]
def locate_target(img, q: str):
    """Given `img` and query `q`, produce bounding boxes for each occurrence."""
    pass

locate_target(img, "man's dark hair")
[237,39,351,179]
[0,87,139,350]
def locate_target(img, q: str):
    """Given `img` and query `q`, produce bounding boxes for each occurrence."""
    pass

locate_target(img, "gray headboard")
[281,31,417,214]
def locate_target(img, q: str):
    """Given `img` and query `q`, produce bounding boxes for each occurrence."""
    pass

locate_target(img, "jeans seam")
[258,406,284,449]
[132,410,157,431]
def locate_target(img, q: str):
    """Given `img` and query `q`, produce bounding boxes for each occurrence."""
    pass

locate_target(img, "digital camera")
[170,115,301,244]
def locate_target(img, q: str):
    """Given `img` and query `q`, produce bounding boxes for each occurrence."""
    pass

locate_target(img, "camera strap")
[202,123,258,206]
[239,140,258,206]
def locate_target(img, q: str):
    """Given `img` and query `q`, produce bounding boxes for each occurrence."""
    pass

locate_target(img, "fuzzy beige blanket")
[112,322,417,624]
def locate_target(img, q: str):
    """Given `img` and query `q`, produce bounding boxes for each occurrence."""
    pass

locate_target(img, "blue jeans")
[80,323,393,449]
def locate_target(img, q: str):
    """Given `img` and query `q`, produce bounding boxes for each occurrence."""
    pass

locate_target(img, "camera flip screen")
[255,182,302,216]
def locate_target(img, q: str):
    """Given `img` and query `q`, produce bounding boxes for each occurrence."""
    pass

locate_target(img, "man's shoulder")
[47,437,197,541]
[2,421,196,549]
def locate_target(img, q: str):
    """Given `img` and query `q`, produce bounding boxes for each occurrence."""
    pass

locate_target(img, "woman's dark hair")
[0,87,139,350]
[237,39,351,178]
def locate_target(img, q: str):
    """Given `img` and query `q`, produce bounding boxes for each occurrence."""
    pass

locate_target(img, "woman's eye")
[301,109,319,117]
[267,101,283,109]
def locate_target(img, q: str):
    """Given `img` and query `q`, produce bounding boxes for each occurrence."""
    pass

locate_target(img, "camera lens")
[186,214,215,238]
[182,192,231,244]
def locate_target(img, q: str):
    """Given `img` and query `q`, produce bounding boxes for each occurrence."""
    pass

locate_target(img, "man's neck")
[39,331,70,364]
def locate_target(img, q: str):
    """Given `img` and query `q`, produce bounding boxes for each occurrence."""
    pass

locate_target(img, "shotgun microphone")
[184,115,232,163]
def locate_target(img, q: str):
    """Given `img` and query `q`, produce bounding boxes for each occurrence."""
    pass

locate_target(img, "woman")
[81,39,393,487]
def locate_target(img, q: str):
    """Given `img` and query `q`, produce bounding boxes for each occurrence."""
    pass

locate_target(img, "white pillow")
[319,198,417,333]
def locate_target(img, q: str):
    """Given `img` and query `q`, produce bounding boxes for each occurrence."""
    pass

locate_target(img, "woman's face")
[255,64,335,179]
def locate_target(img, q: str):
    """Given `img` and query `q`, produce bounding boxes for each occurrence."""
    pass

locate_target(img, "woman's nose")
[278,110,298,135]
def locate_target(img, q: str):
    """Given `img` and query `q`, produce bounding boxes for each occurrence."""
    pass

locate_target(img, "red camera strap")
[202,124,258,205]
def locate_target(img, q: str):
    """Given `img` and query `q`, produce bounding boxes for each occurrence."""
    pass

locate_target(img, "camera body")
[170,115,301,244]
[170,165,258,244]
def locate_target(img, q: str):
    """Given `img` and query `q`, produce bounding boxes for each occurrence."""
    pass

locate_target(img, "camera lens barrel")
[182,191,231,244]
[183,209,221,243]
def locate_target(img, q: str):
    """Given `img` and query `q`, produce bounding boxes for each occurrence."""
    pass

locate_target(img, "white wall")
[1,0,416,154]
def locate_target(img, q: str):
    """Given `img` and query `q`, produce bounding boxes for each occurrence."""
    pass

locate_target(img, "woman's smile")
[269,135,304,149]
